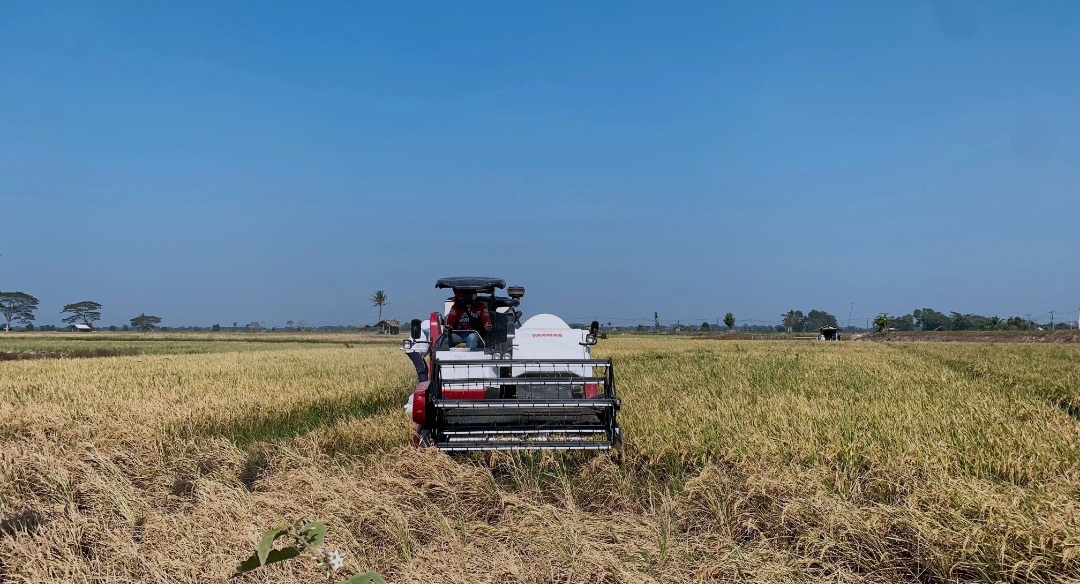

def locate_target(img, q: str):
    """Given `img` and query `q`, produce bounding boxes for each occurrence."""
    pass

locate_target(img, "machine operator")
[445,290,492,349]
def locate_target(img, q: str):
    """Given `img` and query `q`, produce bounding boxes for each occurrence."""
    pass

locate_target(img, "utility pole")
[1050,311,1054,331]
[847,302,853,329]
[1026,314,1032,331]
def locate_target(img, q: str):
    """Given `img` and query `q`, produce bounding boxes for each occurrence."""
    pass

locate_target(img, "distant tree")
[0,292,39,330]
[724,313,735,331]
[890,314,915,331]
[61,301,102,328]
[804,310,837,332]
[24,323,34,331]
[873,313,891,332]
[247,321,263,331]
[636,324,645,332]
[212,324,221,332]
[782,310,805,332]
[654,312,660,332]
[286,320,294,329]
[783,310,796,331]
[130,313,162,332]
[984,316,1004,331]
[122,324,129,331]
[370,290,388,322]
[965,314,991,331]
[109,325,117,331]
[913,308,949,332]
[949,311,968,331]
[700,322,711,332]
[1006,316,1024,330]
[233,321,238,330]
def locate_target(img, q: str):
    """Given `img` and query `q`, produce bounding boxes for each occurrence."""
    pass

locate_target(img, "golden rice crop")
[0,332,395,359]
[0,336,1077,583]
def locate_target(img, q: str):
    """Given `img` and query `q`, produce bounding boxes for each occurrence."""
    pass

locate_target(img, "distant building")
[69,324,92,332]
[818,325,840,341]
[375,319,400,335]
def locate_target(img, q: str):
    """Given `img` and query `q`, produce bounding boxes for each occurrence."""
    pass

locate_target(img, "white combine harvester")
[405,277,622,452]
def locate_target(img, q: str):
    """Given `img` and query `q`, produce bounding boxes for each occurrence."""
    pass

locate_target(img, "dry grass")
[0,332,396,358]
[0,336,1078,582]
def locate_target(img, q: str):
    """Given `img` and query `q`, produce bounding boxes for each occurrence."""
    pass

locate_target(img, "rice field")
[0,334,1078,582]
[0,332,385,360]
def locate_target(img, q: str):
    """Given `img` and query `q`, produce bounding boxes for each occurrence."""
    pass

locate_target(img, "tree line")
[1,289,1069,334]
[873,308,1067,332]
[0,293,165,332]
[781,309,838,332]
[0,288,393,333]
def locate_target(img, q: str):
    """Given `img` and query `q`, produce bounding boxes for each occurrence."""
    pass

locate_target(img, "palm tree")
[370,290,388,322]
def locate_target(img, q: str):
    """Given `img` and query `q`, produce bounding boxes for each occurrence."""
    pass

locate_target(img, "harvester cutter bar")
[433,399,618,410]
[440,377,608,386]
[436,442,612,452]
[441,427,608,436]
[443,359,613,365]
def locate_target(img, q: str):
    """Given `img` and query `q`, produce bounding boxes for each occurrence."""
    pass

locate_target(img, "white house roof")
[71,324,92,330]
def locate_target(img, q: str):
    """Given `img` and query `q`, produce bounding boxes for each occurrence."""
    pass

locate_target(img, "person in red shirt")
[446,290,491,348]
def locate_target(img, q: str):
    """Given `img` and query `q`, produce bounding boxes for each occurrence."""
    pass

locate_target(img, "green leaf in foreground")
[233,546,301,576]
[340,573,387,584]
[232,525,297,576]
[301,521,327,548]
[256,525,291,565]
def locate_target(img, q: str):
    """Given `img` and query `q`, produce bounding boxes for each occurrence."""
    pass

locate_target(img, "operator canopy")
[435,277,506,291]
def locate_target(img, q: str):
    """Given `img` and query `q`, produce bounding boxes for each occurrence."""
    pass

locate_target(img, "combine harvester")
[405,277,622,452]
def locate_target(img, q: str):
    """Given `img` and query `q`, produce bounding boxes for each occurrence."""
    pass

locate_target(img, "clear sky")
[2,1,1077,328]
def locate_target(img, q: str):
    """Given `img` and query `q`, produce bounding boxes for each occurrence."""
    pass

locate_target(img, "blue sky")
[1,1,1077,328]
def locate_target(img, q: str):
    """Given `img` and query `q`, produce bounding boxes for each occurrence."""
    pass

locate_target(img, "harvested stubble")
[0,337,1078,583]
[0,332,396,360]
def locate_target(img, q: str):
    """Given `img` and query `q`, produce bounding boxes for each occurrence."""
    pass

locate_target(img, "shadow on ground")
[173,388,407,446]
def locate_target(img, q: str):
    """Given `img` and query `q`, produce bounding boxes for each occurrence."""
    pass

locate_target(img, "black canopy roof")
[435,277,506,291]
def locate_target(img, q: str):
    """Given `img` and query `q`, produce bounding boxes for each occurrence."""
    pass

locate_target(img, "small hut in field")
[375,319,400,335]
[818,326,840,341]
